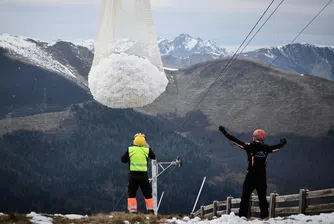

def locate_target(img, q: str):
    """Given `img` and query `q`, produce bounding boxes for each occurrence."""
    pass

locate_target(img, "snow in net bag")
[89,0,168,108]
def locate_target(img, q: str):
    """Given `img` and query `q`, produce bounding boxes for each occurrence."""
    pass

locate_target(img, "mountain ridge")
[1,33,333,81]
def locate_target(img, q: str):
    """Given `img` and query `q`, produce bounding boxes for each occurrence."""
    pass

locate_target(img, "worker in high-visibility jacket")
[121,133,156,214]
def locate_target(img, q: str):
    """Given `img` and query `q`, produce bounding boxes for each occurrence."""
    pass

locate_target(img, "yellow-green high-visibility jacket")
[128,146,150,172]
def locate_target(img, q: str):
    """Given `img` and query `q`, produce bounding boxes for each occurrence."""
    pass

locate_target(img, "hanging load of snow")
[88,0,168,108]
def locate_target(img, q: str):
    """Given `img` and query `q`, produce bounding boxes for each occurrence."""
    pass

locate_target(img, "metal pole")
[191,176,207,214]
[157,191,165,211]
[156,163,173,178]
[151,160,158,215]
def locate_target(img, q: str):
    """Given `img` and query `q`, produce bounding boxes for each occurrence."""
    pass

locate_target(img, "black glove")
[280,138,287,145]
[219,125,227,135]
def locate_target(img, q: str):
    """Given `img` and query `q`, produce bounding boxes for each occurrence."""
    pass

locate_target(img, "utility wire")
[155,0,276,154]
[225,0,285,71]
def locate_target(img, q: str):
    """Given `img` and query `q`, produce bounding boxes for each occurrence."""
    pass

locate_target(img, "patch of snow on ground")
[0,213,7,216]
[26,212,53,224]
[54,214,88,219]
[166,212,334,224]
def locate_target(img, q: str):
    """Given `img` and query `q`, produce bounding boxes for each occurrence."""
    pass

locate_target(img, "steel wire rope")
[154,0,276,155]
[228,0,333,119]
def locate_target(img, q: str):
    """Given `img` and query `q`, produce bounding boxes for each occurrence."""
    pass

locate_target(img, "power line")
[268,0,332,68]
[180,0,332,165]
[218,0,276,76]
[226,0,285,71]
[112,187,127,212]
[155,0,276,154]
[230,0,333,119]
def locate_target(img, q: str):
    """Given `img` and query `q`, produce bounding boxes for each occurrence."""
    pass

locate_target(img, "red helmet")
[253,129,266,141]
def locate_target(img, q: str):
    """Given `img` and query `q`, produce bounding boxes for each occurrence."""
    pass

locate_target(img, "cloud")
[0,0,333,48]
[152,0,334,15]
[2,0,334,15]
[1,0,95,5]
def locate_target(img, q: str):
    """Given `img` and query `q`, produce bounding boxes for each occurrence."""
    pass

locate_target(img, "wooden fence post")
[299,189,306,214]
[305,189,310,212]
[213,201,218,217]
[226,196,232,214]
[200,205,205,217]
[269,192,276,218]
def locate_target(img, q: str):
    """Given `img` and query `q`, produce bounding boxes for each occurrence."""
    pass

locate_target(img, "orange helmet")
[253,129,266,141]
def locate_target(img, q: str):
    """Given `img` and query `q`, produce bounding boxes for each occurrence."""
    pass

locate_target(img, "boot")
[129,210,138,214]
[147,210,154,215]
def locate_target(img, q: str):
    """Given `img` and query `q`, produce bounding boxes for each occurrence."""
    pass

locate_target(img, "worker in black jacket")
[219,126,287,219]
[121,133,156,214]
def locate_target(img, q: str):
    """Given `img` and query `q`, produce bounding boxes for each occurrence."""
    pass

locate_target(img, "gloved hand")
[219,125,227,135]
[280,138,287,145]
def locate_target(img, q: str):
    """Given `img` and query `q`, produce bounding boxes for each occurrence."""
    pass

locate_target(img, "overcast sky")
[0,0,333,51]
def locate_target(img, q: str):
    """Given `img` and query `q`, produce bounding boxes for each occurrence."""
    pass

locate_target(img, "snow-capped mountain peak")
[73,39,95,52]
[241,43,334,80]
[0,33,76,79]
[158,33,230,57]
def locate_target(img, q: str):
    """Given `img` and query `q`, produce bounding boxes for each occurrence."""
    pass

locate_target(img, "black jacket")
[223,133,286,172]
[121,146,156,176]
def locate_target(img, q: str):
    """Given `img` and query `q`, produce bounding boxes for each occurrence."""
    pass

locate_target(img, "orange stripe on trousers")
[128,198,137,211]
[145,198,154,210]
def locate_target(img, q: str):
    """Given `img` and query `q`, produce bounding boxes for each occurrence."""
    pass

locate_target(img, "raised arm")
[148,148,156,160]
[219,126,247,150]
[269,138,287,152]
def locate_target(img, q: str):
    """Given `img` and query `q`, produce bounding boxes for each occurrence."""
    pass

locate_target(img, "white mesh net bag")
[89,0,168,108]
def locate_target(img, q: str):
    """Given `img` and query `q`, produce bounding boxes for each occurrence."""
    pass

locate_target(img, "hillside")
[0,101,229,215]
[0,47,92,119]
[138,58,334,137]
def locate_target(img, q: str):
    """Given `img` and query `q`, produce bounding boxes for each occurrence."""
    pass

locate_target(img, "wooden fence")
[191,188,334,219]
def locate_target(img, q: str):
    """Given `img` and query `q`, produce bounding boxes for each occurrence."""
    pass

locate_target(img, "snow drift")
[1,211,334,224]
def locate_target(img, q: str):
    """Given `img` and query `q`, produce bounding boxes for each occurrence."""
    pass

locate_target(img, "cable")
[230,0,333,118]
[225,0,285,71]
[268,0,332,68]
[158,165,177,185]
[219,0,276,76]
[155,0,276,154]
[112,187,127,212]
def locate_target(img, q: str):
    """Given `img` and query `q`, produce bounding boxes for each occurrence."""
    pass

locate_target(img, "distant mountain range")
[240,43,334,81]
[1,33,333,81]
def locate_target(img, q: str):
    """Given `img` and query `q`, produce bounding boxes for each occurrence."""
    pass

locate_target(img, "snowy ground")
[167,212,334,224]
[1,211,334,224]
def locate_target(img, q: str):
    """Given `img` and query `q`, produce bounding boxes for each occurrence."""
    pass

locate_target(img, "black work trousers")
[128,173,152,199]
[239,170,269,219]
